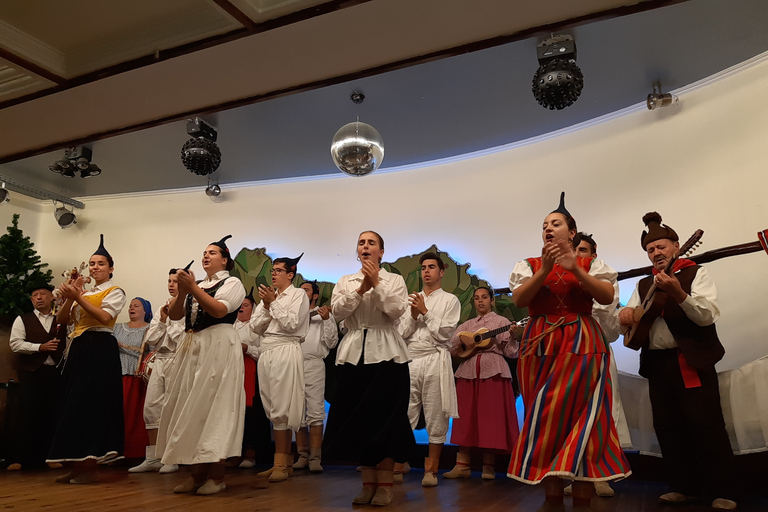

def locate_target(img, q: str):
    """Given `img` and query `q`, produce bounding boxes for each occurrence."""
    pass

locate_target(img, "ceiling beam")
[0,46,66,85]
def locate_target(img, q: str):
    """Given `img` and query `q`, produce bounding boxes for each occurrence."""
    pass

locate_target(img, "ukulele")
[623,230,703,351]
[456,317,530,359]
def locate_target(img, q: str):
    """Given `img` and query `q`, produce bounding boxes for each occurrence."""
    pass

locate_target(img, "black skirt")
[47,331,124,462]
[323,355,415,467]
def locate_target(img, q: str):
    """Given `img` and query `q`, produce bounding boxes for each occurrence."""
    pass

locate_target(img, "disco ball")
[532,58,584,110]
[331,121,384,177]
[181,137,221,176]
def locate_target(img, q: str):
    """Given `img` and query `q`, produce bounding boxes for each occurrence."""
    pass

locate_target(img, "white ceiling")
[1,0,767,205]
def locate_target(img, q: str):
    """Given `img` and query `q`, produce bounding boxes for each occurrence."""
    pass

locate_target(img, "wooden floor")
[1,464,766,512]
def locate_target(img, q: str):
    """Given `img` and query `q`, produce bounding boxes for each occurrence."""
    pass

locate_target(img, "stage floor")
[1,464,765,511]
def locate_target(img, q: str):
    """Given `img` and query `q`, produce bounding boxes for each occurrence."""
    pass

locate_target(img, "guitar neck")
[478,318,529,341]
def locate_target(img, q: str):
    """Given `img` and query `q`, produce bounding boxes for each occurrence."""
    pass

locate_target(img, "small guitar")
[456,317,530,359]
[623,229,703,351]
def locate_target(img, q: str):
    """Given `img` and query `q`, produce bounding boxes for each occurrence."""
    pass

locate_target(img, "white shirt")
[590,260,621,343]
[10,309,57,365]
[332,267,410,365]
[251,284,310,339]
[302,308,338,360]
[73,279,127,333]
[144,299,184,355]
[234,311,262,360]
[397,288,461,358]
[623,265,719,350]
[197,270,247,316]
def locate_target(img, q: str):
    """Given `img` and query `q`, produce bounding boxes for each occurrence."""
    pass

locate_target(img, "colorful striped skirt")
[507,314,631,483]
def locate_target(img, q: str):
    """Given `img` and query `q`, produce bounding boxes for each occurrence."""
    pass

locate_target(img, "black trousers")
[645,349,736,501]
[8,365,61,467]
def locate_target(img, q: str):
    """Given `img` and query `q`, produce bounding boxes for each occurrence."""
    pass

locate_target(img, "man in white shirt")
[7,284,64,471]
[129,269,182,474]
[293,281,338,473]
[251,254,310,482]
[396,252,460,487]
[618,212,736,511]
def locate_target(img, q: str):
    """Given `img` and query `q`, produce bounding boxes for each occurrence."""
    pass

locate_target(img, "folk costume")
[624,213,735,505]
[446,310,520,478]
[128,295,183,473]
[8,285,65,468]
[47,235,127,465]
[507,195,630,485]
[156,238,246,467]
[398,287,460,483]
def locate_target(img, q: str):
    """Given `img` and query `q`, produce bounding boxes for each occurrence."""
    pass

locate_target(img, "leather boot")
[443,452,471,479]
[308,448,323,473]
[393,462,405,483]
[422,457,439,487]
[352,467,377,504]
[268,453,290,482]
[294,446,310,470]
[371,468,394,506]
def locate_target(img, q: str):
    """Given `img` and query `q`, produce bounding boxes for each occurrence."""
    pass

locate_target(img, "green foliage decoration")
[0,214,54,318]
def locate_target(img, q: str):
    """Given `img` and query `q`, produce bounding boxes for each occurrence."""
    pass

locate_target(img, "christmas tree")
[0,213,54,317]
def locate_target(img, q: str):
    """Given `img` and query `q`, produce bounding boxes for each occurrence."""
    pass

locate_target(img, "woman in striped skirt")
[506,193,630,512]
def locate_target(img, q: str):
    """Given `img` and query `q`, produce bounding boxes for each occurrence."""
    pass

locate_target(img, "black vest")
[185,278,238,332]
[638,265,724,377]
[18,313,65,372]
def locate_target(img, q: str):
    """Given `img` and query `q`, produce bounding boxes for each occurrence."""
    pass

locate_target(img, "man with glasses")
[251,254,310,482]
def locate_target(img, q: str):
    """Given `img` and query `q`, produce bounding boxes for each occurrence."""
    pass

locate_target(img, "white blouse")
[332,267,409,365]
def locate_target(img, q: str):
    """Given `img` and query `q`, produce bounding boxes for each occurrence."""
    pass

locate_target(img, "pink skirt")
[450,375,519,452]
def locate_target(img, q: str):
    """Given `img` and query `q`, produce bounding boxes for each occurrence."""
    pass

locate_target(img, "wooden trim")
[210,0,259,31]
[0,47,66,85]
[0,0,689,163]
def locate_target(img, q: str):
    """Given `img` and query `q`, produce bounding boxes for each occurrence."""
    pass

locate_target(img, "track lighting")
[647,82,679,110]
[181,118,221,176]
[532,35,584,110]
[53,202,77,229]
[331,93,384,177]
[49,147,102,178]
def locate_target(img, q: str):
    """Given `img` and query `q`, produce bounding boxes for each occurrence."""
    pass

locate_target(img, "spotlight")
[181,118,221,176]
[532,35,583,110]
[53,203,77,229]
[49,146,103,178]
[205,183,221,197]
[647,82,679,110]
[331,93,384,177]
[0,183,9,204]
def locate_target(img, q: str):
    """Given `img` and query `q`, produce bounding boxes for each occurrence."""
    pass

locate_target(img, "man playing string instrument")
[618,212,736,511]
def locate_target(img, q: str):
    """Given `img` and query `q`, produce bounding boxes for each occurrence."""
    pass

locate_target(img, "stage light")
[181,118,221,176]
[205,182,221,197]
[532,35,583,110]
[331,93,384,177]
[647,82,679,110]
[53,203,77,229]
[49,147,103,178]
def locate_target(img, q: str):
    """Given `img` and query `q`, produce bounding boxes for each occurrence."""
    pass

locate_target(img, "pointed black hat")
[245,286,256,303]
[210,234,232,255]
[93,234,111,259]
[282,253,304,272]
[551,192,573,221]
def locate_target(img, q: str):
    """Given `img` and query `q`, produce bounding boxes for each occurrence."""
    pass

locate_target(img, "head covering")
[27,282,54,294]
[641,212,679,249]
[551,191,574,221]
[282,253,304,273]
[245,286,256,303]
[210,235,232,257]
[93,234,111,259]
[133,297,153,323]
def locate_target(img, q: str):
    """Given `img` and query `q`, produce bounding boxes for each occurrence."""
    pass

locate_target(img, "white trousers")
[258,338,305,431]
[302,358,326,427]
[408,351,451,444]
[143,356,173,429]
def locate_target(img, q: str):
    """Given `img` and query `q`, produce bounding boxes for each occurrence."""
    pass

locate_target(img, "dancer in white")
[129,269,182,474]
[251,254,310,482]
[395,252,460,487]
[156,235,246,496]
[294,281,338,473]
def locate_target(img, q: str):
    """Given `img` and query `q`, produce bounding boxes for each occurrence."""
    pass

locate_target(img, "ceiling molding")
[0,18,67,79]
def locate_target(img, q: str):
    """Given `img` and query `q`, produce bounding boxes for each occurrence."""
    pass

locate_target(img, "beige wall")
[11,56,768,376]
